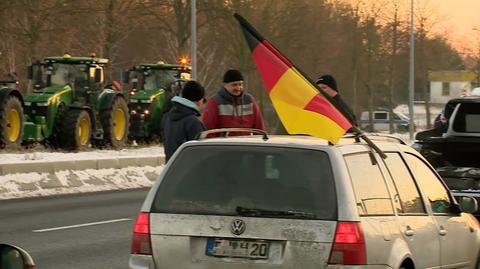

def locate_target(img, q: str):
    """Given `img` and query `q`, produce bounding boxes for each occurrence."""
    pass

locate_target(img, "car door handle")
[404,226,414,236]
[439,225,447,236]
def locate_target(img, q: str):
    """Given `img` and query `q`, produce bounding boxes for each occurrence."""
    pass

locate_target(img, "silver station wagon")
[129,129,480,269]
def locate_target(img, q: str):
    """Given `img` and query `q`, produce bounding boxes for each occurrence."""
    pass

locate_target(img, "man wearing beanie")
[202,69,265,134]
[163,80,206,161]
[316,74,357,126]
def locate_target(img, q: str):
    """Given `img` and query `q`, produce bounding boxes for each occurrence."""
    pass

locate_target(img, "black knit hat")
[181,80,205,102]
[315,74,338,92]
[223,69,244,83]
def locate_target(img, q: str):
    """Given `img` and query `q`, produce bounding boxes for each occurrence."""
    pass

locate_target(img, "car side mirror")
[457,196,478,213]
[94,68,102,83]
[0,244,36,269]
[27,66,33,80]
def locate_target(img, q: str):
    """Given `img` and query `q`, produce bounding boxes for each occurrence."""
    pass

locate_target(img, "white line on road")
[32,218,132,233]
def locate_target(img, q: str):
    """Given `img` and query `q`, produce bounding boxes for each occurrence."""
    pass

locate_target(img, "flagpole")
[351,126,388,159]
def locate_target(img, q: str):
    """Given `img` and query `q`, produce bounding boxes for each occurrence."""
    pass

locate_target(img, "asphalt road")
[0,188,150,269]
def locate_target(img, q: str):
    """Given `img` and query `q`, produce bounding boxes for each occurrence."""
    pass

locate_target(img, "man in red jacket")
[202,69,266,133]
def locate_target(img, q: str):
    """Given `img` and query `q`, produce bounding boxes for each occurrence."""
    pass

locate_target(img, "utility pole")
[191,0,197,80]
[408,0,415,140]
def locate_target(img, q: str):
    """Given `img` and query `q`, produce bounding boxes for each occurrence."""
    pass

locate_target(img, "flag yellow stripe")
[270,68,317,108]
[273,100,346,143]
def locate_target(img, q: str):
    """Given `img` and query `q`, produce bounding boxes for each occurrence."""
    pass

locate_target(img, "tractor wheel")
[0,95,24,149]
[59,109,91,150]
[101,97,129,148]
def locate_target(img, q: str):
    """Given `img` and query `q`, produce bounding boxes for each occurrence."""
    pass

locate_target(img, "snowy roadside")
[0,145,166,200]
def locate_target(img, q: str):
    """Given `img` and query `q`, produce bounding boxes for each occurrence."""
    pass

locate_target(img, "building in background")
[429,70,477,104]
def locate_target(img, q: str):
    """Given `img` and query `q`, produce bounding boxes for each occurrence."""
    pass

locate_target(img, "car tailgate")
[149,213,336,268]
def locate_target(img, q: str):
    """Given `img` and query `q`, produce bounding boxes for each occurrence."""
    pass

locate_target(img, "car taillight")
[328,221,366,265]
[131,212,152,255]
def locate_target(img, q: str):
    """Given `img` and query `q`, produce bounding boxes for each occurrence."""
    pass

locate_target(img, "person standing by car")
[163,80,206,162]
[202,69,266,133]
[316,74,357,126]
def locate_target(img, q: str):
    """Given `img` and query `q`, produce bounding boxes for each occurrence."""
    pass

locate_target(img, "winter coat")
[332,94,357,127]
[163,96,206,161]
[202,87,266,133]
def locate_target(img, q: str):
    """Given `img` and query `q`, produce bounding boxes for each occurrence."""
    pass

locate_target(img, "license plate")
[206,238,270,259]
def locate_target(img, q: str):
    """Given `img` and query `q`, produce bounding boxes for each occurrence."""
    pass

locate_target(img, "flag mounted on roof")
[233,13,352,144]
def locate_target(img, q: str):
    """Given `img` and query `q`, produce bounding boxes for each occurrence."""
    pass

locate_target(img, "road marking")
[32,218,131,233]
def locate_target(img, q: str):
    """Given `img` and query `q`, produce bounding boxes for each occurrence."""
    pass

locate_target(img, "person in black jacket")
[315,75,358,127]
[163,80,206,162]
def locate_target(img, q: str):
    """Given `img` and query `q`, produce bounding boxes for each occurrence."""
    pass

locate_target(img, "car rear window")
[151,145,337,220]
[453,103,480,133]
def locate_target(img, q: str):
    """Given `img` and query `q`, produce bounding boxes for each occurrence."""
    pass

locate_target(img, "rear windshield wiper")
[236,206,315,219]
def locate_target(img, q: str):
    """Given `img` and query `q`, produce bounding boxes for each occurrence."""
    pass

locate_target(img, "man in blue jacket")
[163,80,206,162]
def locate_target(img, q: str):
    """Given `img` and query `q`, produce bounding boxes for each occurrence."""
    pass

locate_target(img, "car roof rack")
[344,132,406,145]
[198,128,269,141]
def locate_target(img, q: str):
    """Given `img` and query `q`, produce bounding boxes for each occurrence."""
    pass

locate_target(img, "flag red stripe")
[303,94,352,130]
[252,41,292,93]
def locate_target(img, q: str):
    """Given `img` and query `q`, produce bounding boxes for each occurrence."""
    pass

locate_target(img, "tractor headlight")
[36,102,49,106]
[140,100,151,104]
[24,102,31,106]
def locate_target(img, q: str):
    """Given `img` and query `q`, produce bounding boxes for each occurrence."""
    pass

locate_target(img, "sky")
[435,0,480,52]
[342,0,480,53]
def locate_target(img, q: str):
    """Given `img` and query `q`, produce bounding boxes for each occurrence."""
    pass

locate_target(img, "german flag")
[234,14,352,144]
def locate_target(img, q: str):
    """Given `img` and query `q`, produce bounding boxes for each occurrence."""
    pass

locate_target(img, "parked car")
[129,129,480,269]
[360,110,411,133]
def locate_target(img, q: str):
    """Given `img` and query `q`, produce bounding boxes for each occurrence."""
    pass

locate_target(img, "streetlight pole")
[191,0,197,80]
[408,0,415,140]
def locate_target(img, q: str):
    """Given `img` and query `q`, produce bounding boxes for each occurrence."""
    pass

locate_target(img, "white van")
[360,110,411,132]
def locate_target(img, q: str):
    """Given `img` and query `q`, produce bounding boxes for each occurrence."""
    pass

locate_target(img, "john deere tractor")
[0,77,23,149]
[23,54,129,150]
[125,61,191,142]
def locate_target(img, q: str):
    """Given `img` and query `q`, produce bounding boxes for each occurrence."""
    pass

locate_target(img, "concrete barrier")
[0,155,165,200]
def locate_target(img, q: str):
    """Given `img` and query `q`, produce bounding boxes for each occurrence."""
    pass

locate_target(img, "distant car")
[129,129,480,269]
[360,110,411,133]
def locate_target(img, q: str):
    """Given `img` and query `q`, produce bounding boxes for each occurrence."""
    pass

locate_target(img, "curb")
[0,155,165,200]
[0,155,164,175]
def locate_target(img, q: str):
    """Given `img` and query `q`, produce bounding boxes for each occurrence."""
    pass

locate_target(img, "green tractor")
[125,61,191,142]
[0,77,24,149]
[23,54,129,150]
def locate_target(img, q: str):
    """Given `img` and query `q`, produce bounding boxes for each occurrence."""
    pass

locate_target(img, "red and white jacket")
[202,87,266,133]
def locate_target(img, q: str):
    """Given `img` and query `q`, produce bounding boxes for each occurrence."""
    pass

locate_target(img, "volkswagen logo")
[230,219,246,235]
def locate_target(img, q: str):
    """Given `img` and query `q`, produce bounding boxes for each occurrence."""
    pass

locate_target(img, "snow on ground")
[0,145,164,164]
[0,145,166,200]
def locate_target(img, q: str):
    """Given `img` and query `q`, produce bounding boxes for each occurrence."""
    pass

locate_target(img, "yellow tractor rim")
[7,108,21,142]
[78,117,90,146]
[113,108,126,141]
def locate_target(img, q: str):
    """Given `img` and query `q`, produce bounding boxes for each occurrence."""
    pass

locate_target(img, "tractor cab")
[29,54,107,105]
[124,61,191,141]
[128,61,191,93]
